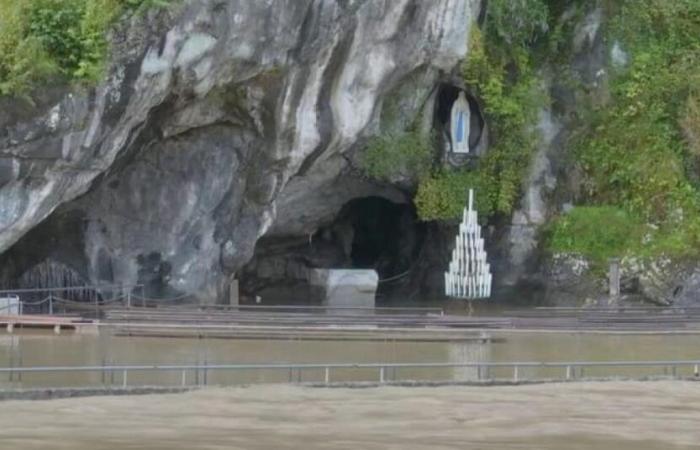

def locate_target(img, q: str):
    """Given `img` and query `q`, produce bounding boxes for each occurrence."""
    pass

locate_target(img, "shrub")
[415,170,493,221]
[360,130,433,182]
[566,0,700,260]
[0,0,172,97]
[486,0,549,48]
[0,1,56,96]
[548,206,644,263]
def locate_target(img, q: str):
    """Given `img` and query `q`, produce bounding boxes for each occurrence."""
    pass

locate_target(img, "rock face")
[0,0,479,301]
[493,5,611,301]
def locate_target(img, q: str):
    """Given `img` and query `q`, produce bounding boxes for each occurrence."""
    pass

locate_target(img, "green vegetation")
[415,0,549,221]
[485,0,549,47]
[414,169,493,221]
[360,130,433,182]
[548,206,643,264]
[551,0,700,261]
[0,0,170,98]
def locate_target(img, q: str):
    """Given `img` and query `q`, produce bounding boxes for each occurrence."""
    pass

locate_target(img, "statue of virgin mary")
[450,92,471,154]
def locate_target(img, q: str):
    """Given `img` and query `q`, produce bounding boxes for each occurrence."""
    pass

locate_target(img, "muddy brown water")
[1,330,700,387]
[1,381,699,449]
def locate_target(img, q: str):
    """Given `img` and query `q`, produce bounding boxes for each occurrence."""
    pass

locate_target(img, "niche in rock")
[434,84,485,153]
[240,197,426,303]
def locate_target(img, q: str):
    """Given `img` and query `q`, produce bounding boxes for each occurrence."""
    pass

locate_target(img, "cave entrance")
[434,84,484,151]
[341,197,421,280]
[240,196,426,304]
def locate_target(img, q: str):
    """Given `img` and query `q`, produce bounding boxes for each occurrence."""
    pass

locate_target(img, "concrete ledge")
[2,376,699,401]
[0,386,198,401]
[309,375,700,388]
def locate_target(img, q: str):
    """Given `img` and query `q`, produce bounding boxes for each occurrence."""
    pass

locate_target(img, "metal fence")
[1,360,699,388]
[0,285,145,316]
[0,285,445,317]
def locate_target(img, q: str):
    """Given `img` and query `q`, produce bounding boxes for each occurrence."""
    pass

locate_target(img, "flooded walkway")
[2,330,700,387]
[0,381,698,449]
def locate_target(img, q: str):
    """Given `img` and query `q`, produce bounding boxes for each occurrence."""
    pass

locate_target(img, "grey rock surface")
[0,0,480,300]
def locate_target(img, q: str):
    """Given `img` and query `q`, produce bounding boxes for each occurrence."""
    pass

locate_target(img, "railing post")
[379,367,385,383]
[48,294,53,315]
[122,369,128,388]
[513,365,519,382]
[694,364,699,377]
[566,365,572,380]
[324,367,330,384]
[126,292,131,309]
[609,258,621,300]
[181,369,187,386]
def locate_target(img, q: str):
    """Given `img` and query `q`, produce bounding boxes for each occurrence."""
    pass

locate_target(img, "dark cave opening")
[240,196,426,304]
[435,84,485,151]
[344,197,422,280]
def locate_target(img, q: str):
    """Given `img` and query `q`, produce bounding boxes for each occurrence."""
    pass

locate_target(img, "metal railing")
[0,285,145,316]
[1,359,699,388]
[0,285,445,317]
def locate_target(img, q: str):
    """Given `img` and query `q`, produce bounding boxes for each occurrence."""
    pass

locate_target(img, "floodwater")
[1,330,700,387]
[1,381,699,449]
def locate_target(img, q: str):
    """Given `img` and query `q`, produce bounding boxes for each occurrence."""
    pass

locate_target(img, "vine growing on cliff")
[550,0,700,261]
[414,0,549,222]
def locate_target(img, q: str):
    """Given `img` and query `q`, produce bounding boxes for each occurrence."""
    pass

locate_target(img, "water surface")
[1,330,699,387]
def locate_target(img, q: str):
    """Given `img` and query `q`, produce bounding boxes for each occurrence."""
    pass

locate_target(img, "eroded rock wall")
[0,0,480,300]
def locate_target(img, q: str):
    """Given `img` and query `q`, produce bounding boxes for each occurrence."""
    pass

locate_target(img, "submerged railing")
[1,360,699,388]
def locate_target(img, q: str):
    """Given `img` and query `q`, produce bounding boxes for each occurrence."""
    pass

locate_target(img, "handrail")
[2,359,698,387]
[0,284,142,295]
[119,304,445,314]
[2,359,699,373]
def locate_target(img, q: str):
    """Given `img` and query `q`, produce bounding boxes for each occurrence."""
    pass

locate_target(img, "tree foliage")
[0,0,171,97]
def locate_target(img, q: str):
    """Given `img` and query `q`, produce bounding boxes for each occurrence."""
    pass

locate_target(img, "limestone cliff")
[3,0,697,308]
[0,0,479,301]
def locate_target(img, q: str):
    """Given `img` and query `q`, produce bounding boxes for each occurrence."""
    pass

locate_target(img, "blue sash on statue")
[455,111,465,144]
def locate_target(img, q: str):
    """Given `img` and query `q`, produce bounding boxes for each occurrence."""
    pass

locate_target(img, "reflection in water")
[448,341,490,380]
[0,331,491,387]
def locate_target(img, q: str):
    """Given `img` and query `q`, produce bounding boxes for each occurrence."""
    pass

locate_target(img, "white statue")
[450,92,471,154]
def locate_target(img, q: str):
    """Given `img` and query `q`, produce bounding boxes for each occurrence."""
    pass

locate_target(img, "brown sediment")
[0,381,698,449]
